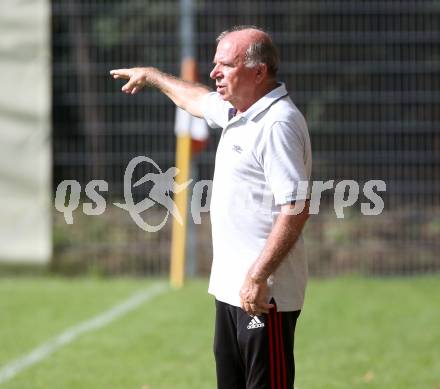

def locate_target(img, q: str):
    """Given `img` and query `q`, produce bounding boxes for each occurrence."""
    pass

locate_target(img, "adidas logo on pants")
[247,316,265,329]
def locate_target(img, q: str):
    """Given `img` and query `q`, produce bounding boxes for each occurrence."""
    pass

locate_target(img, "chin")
[219,93,231,101]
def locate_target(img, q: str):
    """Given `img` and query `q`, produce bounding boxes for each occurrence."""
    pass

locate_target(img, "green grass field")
[0,276,439,388]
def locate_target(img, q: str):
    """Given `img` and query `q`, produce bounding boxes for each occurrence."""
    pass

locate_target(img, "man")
[111,25,312,389]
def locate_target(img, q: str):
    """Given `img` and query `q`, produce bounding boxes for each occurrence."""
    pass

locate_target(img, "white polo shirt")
[201,83,312,311]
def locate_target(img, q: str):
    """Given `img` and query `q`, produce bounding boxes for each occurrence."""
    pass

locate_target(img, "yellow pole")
[170,58,197,288]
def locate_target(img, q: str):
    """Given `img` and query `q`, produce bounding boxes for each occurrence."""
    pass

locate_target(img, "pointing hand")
[110,67,152,95]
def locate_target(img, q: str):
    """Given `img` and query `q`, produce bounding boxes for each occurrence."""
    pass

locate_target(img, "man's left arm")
[239,200,310,316]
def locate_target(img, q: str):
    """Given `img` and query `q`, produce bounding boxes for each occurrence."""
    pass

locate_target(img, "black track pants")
[214,299,301,389]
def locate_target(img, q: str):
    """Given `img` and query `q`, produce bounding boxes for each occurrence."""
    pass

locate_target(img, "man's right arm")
[110,67,211,118]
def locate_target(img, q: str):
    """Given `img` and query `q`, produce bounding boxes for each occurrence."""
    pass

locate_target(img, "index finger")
[109,69,130,78]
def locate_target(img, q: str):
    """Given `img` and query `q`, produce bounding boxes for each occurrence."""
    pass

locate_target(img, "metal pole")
[180,0,195,60]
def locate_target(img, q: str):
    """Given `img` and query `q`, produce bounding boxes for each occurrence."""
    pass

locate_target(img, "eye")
[214,61,233,68]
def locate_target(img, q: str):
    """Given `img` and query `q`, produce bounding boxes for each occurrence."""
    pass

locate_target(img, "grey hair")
[216,25,280,78]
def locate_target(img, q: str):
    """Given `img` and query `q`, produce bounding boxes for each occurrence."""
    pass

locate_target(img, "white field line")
[0,282,168,385]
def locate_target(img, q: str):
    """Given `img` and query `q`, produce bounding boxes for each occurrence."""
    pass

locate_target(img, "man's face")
[210,37,257,108]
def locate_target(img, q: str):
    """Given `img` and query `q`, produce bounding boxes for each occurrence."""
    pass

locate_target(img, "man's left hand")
[239,276,274,316]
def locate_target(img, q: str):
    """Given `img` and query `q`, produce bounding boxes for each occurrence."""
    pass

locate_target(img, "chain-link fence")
[52,0,440,276]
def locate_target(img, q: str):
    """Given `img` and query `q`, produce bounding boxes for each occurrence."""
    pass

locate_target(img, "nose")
[210,63,220,80]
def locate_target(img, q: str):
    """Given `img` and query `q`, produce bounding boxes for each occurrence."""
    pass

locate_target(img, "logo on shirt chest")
[232,144,243,154]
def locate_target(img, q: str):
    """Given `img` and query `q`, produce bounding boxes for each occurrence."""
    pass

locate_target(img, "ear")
[255,63,268,84]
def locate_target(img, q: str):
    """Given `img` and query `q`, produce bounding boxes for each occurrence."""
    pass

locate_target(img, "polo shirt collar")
[240,82,289,122]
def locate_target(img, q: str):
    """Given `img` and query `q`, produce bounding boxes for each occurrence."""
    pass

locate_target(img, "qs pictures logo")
[55,155,387,232]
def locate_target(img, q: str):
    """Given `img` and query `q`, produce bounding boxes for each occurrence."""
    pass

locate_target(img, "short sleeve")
[262,121,312,205]
[201,92,232,129]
